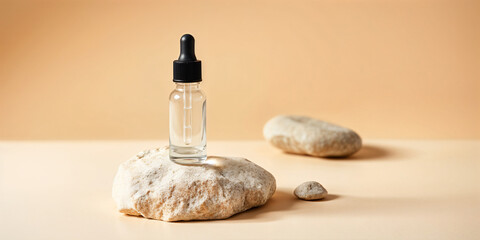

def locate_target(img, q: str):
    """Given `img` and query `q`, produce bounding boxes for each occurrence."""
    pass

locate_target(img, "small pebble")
[294,181,328,200]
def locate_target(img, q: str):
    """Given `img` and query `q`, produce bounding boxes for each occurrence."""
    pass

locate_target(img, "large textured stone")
[263,115,362,157]
[112,147,276,221]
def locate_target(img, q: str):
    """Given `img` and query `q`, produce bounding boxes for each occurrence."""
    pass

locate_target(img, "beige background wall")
[1,0,479,140]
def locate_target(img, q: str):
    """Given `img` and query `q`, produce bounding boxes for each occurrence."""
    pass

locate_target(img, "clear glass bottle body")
[169,82,206,164]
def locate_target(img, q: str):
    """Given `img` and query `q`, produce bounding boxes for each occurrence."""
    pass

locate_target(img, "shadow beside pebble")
[226,190,340,222]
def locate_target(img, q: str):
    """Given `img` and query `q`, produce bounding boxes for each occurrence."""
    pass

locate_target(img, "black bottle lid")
[173,34,202,82]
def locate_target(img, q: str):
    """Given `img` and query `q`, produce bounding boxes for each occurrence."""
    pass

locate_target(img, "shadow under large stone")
[226,189,297,222]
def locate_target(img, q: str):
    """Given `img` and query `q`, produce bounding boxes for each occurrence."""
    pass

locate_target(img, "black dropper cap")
[173,34,202,82]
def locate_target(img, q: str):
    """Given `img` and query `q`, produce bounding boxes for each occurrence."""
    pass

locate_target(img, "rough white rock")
[112,147,276,221]
[263,115,362,157]
[294,181,328,200]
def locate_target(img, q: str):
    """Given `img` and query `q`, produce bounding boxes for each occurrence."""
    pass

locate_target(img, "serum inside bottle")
[169,34,207,164]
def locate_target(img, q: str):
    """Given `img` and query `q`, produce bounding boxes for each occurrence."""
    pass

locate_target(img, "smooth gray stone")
[263,115,362,157]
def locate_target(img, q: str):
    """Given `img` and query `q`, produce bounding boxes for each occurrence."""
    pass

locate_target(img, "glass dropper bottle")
[169,34,207,164]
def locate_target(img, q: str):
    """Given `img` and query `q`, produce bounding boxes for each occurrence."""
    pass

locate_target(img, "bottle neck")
[175,82,201,90]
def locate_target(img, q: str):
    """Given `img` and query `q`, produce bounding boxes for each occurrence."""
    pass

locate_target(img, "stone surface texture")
[263,115,362,157]
[294,181,328,200]
[112,147,276,222]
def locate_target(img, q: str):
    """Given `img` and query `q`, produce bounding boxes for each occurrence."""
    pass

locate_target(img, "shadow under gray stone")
[326,145,391,160]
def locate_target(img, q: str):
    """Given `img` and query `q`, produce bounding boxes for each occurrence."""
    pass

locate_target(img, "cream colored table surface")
[1,140,479,240]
